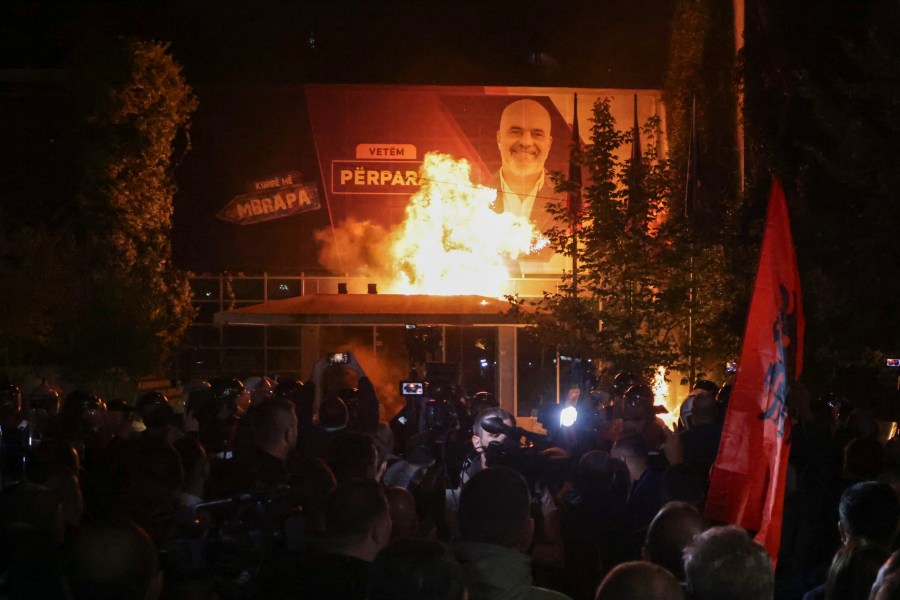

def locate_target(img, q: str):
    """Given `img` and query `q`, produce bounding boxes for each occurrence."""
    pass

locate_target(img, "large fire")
[383,152,542,296]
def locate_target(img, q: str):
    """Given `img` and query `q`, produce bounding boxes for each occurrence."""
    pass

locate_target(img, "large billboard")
[173,84,663,279]
[305,85,664,277]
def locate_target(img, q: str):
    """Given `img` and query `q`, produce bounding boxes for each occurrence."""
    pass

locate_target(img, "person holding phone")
[309,351,380,436]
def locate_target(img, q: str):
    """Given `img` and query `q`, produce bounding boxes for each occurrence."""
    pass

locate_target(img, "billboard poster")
[305,85,664,277]
[217,171,321,225]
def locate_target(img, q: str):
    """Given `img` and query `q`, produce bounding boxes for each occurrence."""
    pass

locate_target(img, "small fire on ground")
[652,366,679,431]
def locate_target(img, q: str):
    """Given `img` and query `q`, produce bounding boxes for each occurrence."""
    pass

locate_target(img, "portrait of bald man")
[486,98,566,265]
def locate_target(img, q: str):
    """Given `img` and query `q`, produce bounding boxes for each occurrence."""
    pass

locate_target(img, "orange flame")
[384,152,541,296]
[652,366,678,431]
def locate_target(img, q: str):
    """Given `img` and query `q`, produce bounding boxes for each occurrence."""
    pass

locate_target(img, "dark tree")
[510,98,735,382]
[742,1,900,394]
[69,38,197,376]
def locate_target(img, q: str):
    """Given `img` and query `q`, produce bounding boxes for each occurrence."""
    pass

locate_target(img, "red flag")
[567,93,582,218]
[704,178,804,561]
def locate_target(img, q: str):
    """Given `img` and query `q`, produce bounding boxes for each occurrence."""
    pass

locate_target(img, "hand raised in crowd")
[661,422,683,466]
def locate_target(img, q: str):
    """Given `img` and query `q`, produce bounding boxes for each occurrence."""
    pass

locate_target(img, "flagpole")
[686,95,698,386]
[572,225,578,297]
[569,93,581,298]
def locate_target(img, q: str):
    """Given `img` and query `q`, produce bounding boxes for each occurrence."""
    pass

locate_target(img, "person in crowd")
[677,380,717,433]
[23,379,61,439]
[874,573,900,600]
[28,439,84,528]
[642,501,708,582]
[383,431,436,489]
[54,390,110,454]
[611,432,663,542]
[839,481,900,549]
[308,351,381,435]
[373,421,399,468]
[844,433,886,482]
[691,379,719,397]
[106,399,139,440]
[445,406,515,512]
[683,525,774,600]
[779,383,847,582]
[870,550,900,599]
[369,538,466,600]
[660,463,707,510]
[273,377,314,438]
[227,396,298,492]
[559,449,631,599]
[385,485,421,541]
[259,478,392,599]
[325,429,381,481]
[0,481,68,598]
[619,384,668,451]
[453,466,571,599]
[302,394,349,457]
[65,518,162,600]
[136,391,183,446]
[116,439,183,546]
[814,537,889,600]
[243,375,275,406]
[678,389,722,475]
[172,432,208,510]
[593,560,685,600]
[470,406,516,471]
[186,380,244,464]
[804,481,900,599]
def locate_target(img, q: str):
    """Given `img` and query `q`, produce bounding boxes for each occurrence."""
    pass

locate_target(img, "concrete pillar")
[497,326,518,416]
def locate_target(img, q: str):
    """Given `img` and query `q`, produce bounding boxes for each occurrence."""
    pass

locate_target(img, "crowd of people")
[1,357,900,600]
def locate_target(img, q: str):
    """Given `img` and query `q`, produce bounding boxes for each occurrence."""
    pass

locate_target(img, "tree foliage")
[509,99,735,382]
[0,38,197,377]
[0,226,79,366]
[70,38,198,376]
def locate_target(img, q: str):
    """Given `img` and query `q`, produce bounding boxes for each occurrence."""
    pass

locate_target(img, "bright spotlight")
[560,406,578,427]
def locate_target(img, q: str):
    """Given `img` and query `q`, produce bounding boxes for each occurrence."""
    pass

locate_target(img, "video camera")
[480,416,570,490]
[162,484,295,597]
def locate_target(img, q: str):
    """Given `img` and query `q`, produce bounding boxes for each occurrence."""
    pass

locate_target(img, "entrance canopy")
[214,293,530,415]
[213,293,525,326]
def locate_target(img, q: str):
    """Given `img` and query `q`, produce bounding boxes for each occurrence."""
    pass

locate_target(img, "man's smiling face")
[497,99,553,180]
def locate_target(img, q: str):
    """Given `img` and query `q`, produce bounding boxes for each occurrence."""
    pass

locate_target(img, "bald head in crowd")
[66,518,161,600]
[385,486,420,541]
[594,560,684,600]
[252,397,298,460]
[594,561,685,600]
[684,526,774,600]
[643,501,708,581]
